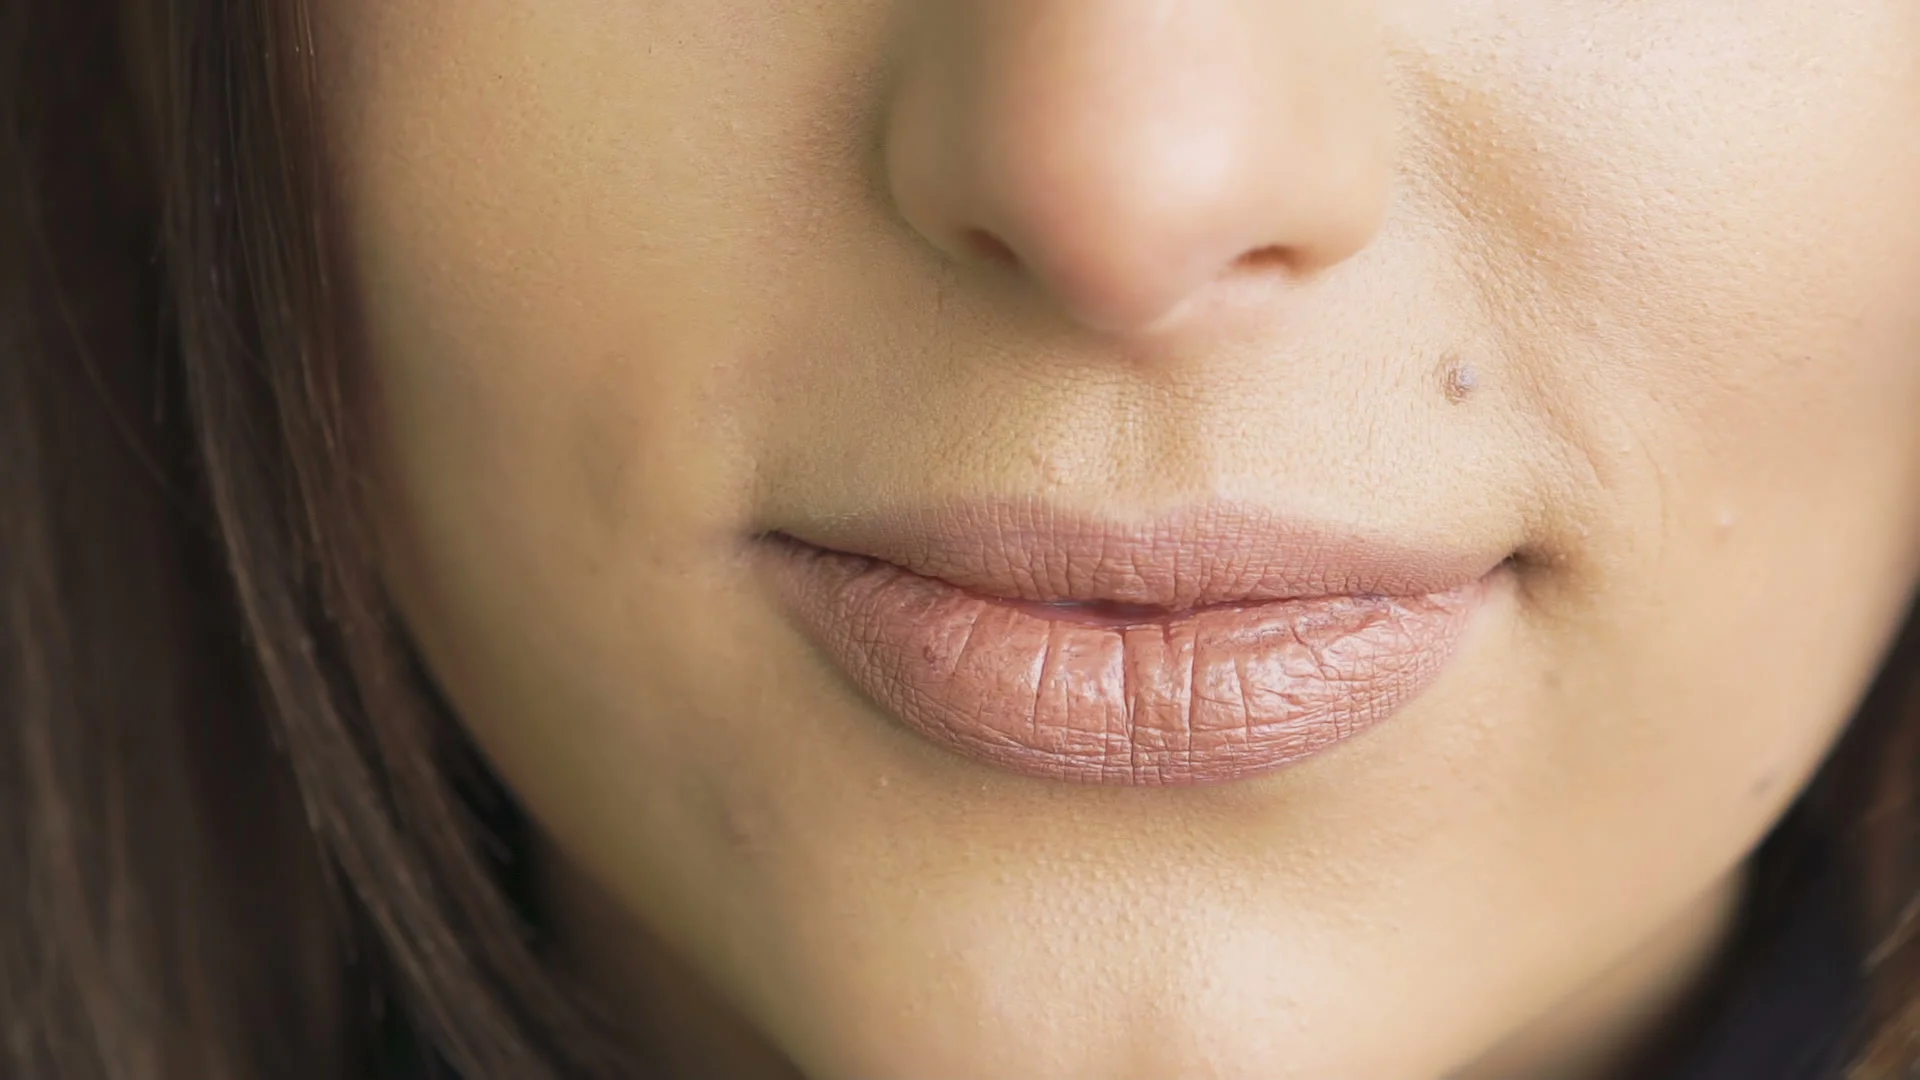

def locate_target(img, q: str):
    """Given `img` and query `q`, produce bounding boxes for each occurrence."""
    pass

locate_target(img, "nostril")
[963,228,1020,267]
[1234,244,1291,271]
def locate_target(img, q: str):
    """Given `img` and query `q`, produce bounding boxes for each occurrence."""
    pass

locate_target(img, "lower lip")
[767,542,1495,786]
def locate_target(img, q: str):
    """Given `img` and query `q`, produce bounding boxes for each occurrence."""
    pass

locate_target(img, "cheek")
[317,4,834,981]
[1419,0,1920,783]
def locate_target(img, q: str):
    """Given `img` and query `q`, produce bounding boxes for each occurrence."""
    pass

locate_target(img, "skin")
[315,2,1920,1077]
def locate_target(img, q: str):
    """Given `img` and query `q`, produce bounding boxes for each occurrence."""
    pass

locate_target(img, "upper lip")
[767,499,1508,610]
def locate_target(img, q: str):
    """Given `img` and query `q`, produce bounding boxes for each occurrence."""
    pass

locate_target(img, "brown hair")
[3,1,620,1075]
[2,1,1918,1077]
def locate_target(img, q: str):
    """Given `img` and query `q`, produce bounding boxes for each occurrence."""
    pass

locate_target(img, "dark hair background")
[3,2,621,1075]
[4,2,1920,1077]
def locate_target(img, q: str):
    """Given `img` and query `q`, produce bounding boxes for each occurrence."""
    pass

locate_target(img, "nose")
[885,2,1395,336]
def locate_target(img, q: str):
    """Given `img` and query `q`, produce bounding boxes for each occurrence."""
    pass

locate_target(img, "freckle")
[1444,359,1480,404]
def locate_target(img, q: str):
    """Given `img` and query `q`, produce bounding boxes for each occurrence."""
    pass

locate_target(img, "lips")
[762,502,1503,786]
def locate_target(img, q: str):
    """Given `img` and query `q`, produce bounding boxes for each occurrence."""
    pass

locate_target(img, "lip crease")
[762,501,1506,786]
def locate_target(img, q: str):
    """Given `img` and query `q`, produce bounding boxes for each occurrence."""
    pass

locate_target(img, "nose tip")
[941,164,1359,336]
[885,3,1394,337]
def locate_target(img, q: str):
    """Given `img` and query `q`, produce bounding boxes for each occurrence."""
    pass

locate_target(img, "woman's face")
[319,3,1920,1077]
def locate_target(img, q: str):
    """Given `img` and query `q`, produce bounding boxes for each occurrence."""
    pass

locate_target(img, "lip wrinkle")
[766,533,1495,786]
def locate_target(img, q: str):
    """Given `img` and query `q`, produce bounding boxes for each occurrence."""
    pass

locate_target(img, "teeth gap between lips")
[1037,600,1188,619]
[1027,594,1389,621]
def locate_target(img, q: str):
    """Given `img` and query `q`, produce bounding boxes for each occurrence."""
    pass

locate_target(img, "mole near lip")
[761,501,1505,786]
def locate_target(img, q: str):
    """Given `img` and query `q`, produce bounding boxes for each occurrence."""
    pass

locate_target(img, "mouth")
[759,501,1508,787]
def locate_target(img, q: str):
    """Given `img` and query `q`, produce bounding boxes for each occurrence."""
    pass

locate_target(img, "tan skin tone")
[315,2,1920,1077]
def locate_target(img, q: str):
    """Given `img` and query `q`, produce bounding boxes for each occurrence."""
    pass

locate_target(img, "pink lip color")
[763,502,1501,786]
